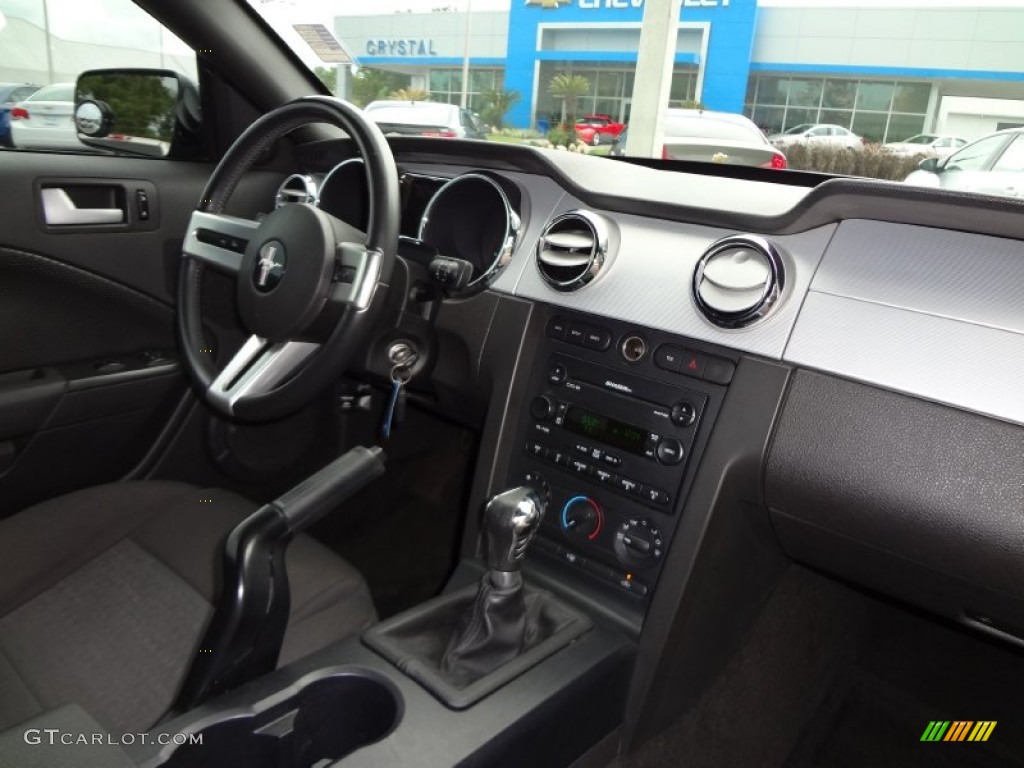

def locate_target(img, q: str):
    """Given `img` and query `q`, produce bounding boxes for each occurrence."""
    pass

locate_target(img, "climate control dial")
[561,496,604,541]
[614,518,663,568]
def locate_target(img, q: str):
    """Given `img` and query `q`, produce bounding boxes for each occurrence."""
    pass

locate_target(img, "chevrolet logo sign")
[525,0,571,7]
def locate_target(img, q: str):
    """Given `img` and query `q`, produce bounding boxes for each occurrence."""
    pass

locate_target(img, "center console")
[37,305,737,768]
[508,310,732,628]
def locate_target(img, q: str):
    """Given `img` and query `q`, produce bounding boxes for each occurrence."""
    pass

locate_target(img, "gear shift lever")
[440,486,547,680]
[485,486,544,587]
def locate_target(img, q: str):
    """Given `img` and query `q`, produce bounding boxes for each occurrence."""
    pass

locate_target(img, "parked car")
[883,133,968,158]
[769,123,863,149]
[363,100,487,139]
[0,83,40,147]
[611,109,787,169]
[903,127,1024,198]
[574,114,626,146]
[9,82,79,150]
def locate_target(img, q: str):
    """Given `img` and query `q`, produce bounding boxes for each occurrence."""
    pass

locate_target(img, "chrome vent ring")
[536,210,609,292]
[275,174,318,208]
[692,235,785,328]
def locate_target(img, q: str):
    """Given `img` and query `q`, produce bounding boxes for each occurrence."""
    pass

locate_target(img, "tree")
[314,66,336,95]
[389,87,430,102]
[548,74,590,127]
[351,68,411,107]
[479,89,521,131]
[78,73,177,141]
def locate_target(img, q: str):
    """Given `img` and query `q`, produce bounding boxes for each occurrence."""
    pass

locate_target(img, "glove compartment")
[765,370,1024,645]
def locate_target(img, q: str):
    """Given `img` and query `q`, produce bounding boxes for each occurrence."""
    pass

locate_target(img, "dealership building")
[335,0,1024,143]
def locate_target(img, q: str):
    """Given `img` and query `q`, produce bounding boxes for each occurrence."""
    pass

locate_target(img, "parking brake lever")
[164,445,386,720]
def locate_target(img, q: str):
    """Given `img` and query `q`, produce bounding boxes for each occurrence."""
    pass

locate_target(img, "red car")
[574,114,626,146]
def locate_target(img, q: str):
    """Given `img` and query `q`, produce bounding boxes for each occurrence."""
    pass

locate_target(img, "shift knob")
[485,486,545,575]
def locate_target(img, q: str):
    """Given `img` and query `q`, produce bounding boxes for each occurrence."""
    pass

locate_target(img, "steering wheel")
[177,96,400,422]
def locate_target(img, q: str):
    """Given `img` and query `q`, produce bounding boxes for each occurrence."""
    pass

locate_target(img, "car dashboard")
[275,139,1024,643]
[246,137,1024,756]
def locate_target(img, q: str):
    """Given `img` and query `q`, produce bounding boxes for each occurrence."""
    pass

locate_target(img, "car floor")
[614,566,1024,768]
[308,402,478,619]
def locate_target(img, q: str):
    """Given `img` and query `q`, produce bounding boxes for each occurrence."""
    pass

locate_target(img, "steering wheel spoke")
[331,242,383,310]
[208,335,319,414]
[183,211,260,274]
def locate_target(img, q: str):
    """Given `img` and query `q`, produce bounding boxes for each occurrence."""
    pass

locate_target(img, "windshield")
[244,0,1024,194]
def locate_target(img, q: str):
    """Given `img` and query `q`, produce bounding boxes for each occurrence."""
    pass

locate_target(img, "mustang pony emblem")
[255,241,286,291]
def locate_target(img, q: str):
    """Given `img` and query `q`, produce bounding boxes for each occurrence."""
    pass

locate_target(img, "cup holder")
[158,670,401,768]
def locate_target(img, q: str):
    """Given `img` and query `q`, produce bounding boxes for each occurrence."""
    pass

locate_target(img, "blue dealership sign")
[507,0,758,128]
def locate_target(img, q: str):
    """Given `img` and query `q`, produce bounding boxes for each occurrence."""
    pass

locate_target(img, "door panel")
[0,151,207,515]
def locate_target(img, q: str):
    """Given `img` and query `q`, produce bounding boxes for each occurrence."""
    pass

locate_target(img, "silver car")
[903,128,1024,199]
[611,109,787,169]
[9,83,80,151]
[769,123,863,150]
[884,133,967,158]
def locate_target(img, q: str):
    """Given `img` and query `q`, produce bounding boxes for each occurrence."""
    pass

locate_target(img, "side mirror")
[74,68,201,158]
[917,156,940,173]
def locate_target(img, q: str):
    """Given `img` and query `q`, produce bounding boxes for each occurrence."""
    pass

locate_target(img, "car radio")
[508,322,722,606]
[524,353,705,512]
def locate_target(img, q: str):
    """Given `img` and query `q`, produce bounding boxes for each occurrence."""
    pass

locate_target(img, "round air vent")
[275,174,317,208]
[692,235,785,328]
[536,210,609,292]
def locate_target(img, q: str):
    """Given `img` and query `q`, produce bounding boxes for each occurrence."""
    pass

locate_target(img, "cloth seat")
[0,481,376,734]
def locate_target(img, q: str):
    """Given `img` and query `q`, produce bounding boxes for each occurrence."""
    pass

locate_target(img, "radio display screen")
[564,407,647,455]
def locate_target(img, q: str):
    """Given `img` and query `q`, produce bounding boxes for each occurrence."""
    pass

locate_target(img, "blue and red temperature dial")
[561,496,603,541]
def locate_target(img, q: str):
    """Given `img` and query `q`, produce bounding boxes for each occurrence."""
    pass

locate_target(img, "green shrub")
[783,142,927,181]
[547,124,574,147]
[500,127,544,140]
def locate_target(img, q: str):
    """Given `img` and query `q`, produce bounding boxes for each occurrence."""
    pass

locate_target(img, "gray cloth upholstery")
[0,704,135,768]
[0,481,376,734]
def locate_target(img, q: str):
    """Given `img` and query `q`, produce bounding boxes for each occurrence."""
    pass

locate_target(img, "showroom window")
[745,76,932,143]
[427,68,503,113]
[535,62,696,126]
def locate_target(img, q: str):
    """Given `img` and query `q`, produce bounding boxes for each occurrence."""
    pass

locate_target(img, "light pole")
[460,0,473,109]
[41,0,55,84]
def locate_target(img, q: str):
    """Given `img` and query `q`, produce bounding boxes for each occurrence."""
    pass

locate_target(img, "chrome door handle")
[41,188,123,225]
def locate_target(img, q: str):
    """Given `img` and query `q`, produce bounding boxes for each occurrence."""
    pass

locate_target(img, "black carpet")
[786,597,1024,768]
[308,404,477,618]
[615,567,1024,768]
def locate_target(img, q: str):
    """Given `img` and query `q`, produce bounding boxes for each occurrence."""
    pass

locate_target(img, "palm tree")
[548,74,590,127]
[480,89,521,130]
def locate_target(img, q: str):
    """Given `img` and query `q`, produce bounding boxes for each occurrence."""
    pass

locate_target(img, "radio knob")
[561,496,603,540]
[530,395,557,421]
[656,437,685,466]
[670,400,697,427]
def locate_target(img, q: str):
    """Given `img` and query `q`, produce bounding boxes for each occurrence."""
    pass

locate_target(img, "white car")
[9,82,80,150]
[769,123,863,149]
[884,133,967,158]
[363,101,487,140]
[904,128,1024,199]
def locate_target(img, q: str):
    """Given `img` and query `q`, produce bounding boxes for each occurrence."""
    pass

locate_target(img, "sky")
[4,0,1024,56]
[317,0,1024,10]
